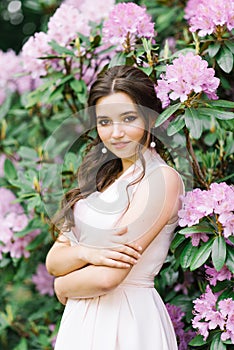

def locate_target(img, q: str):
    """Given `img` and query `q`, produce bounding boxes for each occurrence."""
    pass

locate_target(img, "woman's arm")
[54,167,183,302]
[46,228,142,277]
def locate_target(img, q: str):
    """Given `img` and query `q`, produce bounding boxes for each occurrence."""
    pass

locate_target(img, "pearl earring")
[150,141,156,148]
[101,147,107,154]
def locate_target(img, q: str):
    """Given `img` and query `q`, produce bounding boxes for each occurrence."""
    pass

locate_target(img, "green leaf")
[204,132,217,146]
[184,108,203,139]
[13,337,28,350]
[208,42,221,57]
[48,85,64,102]
[210,333,226,350]
[190,239,213,271]
[189,334,206,346]
[4,158,17,180]
[216,46,233,73]
[167,114,185,136]
[198,108,234,120]
[26,232,46,251]
[226,246,234,273]
[178,226,213,234]
[155,103,182,127]
[108,52,126,68]
[170,233,186,251]
[70,79,86,93]
[180,240,197,269]
[18,146,38,160]
[211,236,226,271]
[0,94,12,120]
[206,99,234,109]
[224,41,234,54]
[138,66,153,76]
[49,40,75,56]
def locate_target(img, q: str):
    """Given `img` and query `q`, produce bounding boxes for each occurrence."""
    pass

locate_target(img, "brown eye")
[98,119,112,126]
[124,115,137,123]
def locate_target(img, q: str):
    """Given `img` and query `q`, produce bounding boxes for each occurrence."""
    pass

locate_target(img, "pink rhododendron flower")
[155,52,220,108]
[0,49,34,104]
[205,265,233,286]
[178,183,234,243]
[47,4,90,47]
[166,303,195,350]
[21,32,52,79]
[32,263,54,296]
[0,188,40,259]
[64,0,115,23]
[192,286,234,342]
[102,2,155,51]
[185,0,234,36]
[185,232,209,247]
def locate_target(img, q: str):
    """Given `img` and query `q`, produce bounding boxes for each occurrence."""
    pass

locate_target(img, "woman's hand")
[82,229,142,268]
[81,227,142,269]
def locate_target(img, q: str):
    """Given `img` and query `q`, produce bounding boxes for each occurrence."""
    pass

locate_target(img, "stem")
[183,126,209,189]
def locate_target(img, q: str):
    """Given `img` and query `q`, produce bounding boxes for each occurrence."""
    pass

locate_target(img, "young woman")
[46,65,184,350]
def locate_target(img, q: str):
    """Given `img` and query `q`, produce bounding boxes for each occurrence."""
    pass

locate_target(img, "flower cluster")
[0,188,40,259]
[192,285,234,343]
[102,2,155,51]
[205,264,233,286]
[178,182,234,243]
[155,52,220,108]
[21,1,114,83]
[185,0,234,36]
[166,303,195,350]
[64,0,115,24]
[32,263,54,296]
[47,4,90,47]
[0,49,35,104]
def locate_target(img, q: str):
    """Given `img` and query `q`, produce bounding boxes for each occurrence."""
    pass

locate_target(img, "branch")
[183,126,209,189]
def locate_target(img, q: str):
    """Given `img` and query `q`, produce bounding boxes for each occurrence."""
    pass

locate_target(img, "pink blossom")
[208,311,225,330]
[209,182,234,214]
[0,50,33,104]
[64,0,115,23]
[192,286,234,342]
[219,298,234,317]
[47,4,90,47]
[21,32,52,79]
[0,188,40,259]
[185,232,209,247]
[205,265,233,286]
[178,183,234,241]
[178,188,210,227]
[166,303,195,349]
[185,0,234,36]
[102,2,155,51]
[155,52,220,108]
[32,263,54,296]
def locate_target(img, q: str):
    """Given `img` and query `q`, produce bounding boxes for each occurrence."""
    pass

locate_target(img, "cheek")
[127,125,145,141]
[97,127,110,142]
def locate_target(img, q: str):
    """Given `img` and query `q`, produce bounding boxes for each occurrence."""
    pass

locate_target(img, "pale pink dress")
[54,149,183,350]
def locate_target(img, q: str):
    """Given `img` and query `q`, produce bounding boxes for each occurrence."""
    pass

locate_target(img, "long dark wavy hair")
[52,65,165,237]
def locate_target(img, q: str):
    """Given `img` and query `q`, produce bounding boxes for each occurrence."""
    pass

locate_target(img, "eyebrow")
[96,110,137,119]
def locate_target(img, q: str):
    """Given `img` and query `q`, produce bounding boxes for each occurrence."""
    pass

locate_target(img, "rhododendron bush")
[0,0,233,349]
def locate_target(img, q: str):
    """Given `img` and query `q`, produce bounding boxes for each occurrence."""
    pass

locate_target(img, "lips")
[111,141,131,149]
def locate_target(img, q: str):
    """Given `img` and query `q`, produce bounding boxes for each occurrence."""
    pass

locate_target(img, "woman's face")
[96,92,146,162]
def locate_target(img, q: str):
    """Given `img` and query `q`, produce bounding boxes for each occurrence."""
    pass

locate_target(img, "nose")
[111,122,125,138]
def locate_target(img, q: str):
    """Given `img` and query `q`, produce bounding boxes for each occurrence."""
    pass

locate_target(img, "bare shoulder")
[140,164,184,196]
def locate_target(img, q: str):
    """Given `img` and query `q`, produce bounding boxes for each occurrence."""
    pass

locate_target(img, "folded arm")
[54,167,183,303]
